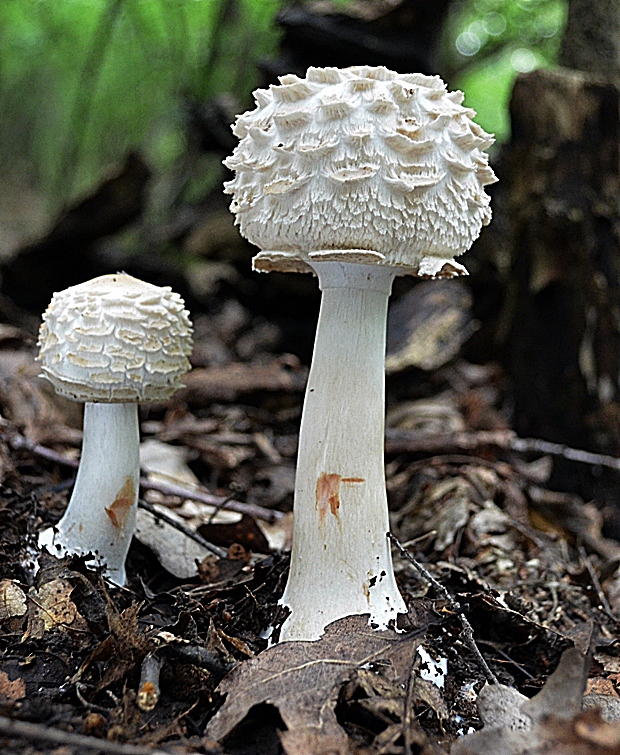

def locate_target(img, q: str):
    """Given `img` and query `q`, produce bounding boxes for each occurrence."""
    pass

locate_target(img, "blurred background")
[0,0,565,246]
[1,0,619,502]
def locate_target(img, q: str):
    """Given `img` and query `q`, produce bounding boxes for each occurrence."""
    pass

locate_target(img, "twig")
[511,437,620,472]
[207,488,244,525]
[138,499,228,559]
[388,533,498,685]
[477,642,535,679]
[141,476,282,523]
[12,427,620,481]
[0,714,173,755]
[578,545,618,624]
[165,642,235,675]
[10,433,79,468]
[385,429,620,473]
[75,682,112,716]
[8,432,282,522]
[385,429,515,456]
[14,427,620,518]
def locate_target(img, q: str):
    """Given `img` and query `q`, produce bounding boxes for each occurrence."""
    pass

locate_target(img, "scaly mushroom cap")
[38,274,193,402]
[224,66,497,278]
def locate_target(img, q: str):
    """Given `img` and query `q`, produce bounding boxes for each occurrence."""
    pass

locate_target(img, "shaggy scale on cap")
[38,274,193,402]
[224,65,497,278]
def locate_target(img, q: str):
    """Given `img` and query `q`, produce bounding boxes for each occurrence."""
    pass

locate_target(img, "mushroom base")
[38,402,140,586]
[280,261,407,642]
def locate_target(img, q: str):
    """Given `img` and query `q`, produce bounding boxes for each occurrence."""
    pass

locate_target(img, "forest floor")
[1,286,620,755]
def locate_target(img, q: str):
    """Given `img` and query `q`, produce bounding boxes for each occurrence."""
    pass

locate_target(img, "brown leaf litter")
[453,647,620,754]
[1,323,620,753]
[207,615,428,754]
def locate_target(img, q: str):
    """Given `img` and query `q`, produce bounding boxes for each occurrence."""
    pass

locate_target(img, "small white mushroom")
[37,274,193,585]
[224,65,497,641]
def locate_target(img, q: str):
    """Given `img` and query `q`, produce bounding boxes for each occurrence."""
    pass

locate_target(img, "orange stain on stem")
[105,476,135,529]
[316,474,365,526]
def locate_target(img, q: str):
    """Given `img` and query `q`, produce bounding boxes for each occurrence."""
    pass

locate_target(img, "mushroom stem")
[281,260,407,641]
[38,402,139,586]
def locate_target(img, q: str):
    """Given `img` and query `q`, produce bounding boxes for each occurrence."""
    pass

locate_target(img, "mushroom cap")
[37,274,193,402]
[224,66,497,278]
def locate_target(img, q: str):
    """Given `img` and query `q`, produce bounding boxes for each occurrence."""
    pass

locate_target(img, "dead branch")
[138,499,228,559]
[386,429,620,472]
[0,714,177,755]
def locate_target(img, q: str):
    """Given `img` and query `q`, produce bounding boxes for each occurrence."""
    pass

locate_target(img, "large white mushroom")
[224,65,497,641]
[37,273,193,586]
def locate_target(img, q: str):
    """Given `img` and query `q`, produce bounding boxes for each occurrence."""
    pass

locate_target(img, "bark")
[494,0,620,451]
[501,68,620,447]
[560,0,620,79]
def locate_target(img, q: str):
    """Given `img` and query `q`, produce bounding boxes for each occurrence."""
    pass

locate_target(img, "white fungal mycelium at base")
[417,646,448,689]
[37,274,193,586]
[223,65,497,641]
[281,262,406,641]
[38,403,140,586]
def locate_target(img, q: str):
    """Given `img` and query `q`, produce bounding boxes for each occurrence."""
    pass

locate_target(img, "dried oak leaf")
[414,677,449,720]
[0,580,27,620]
[206,615,423,754]
[24,577,88,639]
[453,710,620,754]
[386,278,475,374]
[452,647,620,754]
[279,729,354,755]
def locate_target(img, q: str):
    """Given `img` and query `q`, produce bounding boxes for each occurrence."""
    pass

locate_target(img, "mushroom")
[224,66,497,641]
[37,273,193,585]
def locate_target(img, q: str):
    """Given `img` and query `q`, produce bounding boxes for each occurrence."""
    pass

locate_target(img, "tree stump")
[501,67,620,449]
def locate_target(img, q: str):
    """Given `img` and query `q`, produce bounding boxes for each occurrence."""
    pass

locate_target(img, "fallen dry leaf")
[386,279,476,374]
[0,350,81,443]
[0,579,27,620]
[135,505,214,579]
[413,676,449,720]
[452,647,620,754]
[575,712,620,748]
[279,729,351,755]
[0,670,25,701]
[206,615,423,754]
[24,577,88,639]
[584,694,620,724]
[520,646,587,721]
[587,679,620,699]
[454,710,620,754]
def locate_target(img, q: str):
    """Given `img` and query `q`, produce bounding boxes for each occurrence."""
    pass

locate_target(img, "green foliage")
[443,0,567,141]
[0,0,281,206]
[0,0,569,217]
